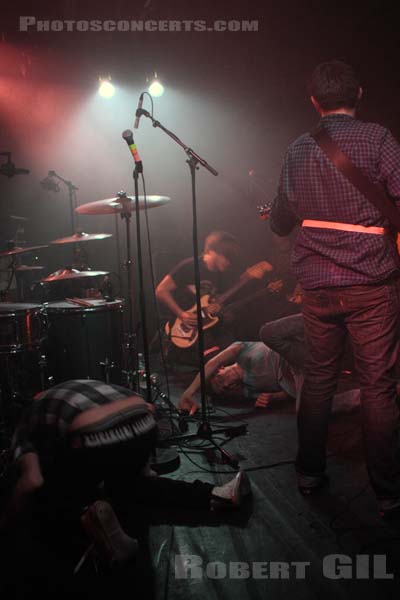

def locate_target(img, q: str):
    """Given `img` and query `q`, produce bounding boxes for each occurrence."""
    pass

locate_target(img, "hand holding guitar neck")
[257,201,273,221]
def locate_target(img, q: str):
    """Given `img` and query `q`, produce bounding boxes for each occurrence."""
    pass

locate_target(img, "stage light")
[148,76,164,98]
[98,78,115,98]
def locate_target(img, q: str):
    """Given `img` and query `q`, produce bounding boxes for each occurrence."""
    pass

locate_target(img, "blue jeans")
[259,313,305,368]
[297,279,400,503]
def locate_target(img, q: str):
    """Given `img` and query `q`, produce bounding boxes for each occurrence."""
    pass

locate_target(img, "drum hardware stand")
[1,260,16,301]
[138,109,240,467]
[41,171,85,269]
[139,372,181,419]
[114,213,123,288]
[38,353,52,391]
[118,191,139,391]
[100,357,115,385]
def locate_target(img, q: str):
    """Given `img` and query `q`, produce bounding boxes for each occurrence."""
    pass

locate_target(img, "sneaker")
[211,471,251,508]
[297,472,329,496]
[81,500,138,566]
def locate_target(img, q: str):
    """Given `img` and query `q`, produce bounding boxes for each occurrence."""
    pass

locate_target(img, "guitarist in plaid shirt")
[269,60,400,519]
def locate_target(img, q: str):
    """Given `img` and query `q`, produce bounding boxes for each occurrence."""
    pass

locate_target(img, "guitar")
[164,261,272,348]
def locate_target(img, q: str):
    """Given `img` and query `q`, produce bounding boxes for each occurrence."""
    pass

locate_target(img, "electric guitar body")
[164,260,272,349]
[164,294,220,348]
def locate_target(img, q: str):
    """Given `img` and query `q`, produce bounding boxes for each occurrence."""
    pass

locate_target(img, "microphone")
[122,129,143,173]
[134,93,144,129]
[40,172,60,192]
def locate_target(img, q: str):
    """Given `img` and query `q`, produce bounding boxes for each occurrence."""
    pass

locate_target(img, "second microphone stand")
[139,109,242,467]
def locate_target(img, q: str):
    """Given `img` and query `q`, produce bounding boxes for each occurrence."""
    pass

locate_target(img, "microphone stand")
[132,164,152,403]
[121,136,179,473]
[139,109,241,467]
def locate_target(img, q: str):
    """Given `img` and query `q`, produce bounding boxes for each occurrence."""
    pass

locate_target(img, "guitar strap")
[311,127,400,231]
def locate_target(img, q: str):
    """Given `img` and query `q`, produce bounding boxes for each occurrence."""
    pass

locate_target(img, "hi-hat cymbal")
[0,245,48,258]
[40,268,109,283]
[50,232,113,245]
[76,195,170,215]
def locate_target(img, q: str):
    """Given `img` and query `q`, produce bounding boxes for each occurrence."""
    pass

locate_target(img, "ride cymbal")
[76,195,170,215]
[40,268,109,283]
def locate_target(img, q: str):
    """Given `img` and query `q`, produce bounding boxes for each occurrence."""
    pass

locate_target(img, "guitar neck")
[221,285,273,314]
[218,274,251,304]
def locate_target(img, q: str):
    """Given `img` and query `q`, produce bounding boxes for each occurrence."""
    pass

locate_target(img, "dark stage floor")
[2,373,400,600]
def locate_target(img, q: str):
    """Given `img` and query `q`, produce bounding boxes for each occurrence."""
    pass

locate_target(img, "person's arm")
[156,274,198,327]
[255,390,291,408]
[179,343,244,414]
[269,151,300,236]
[378,128,400,207]
[0,452,44,532]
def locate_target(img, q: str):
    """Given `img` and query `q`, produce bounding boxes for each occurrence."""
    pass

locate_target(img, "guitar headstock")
[244,260,274,280]
[257,203,272,221]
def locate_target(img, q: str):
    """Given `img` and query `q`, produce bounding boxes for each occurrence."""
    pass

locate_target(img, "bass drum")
[43,299,124,385]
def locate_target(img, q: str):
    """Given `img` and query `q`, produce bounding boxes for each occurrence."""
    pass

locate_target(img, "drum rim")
[0,303,43,315]
[43,299,124,313]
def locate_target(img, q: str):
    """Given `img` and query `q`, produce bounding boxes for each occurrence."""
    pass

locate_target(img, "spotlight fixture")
[98,76,115,98]
[148,72,164,97]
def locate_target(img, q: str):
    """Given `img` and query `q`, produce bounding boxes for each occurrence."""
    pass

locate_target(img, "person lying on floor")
[179,313,360,415]
[0,379,251,567]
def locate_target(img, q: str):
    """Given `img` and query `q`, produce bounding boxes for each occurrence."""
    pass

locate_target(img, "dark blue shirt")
[270,114,400,289]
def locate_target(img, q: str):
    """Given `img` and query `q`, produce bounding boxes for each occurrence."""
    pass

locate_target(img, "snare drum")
[43,299,124,384]
[0,303,45,354]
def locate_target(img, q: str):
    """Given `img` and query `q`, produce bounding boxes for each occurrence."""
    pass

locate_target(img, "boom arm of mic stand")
[138,110,218,176]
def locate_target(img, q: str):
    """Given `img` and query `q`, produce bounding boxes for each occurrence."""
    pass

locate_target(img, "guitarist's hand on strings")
[267,279,284,294]
[179,310,198,328]
[179,392,199,415]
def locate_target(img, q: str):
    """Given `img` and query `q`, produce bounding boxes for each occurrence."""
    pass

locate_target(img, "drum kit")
[0,193,170,440]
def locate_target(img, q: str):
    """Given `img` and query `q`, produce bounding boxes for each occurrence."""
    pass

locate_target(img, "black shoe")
[297,473,329,496]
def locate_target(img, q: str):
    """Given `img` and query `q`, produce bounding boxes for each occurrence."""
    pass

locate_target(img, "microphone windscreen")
[122,129,134,144]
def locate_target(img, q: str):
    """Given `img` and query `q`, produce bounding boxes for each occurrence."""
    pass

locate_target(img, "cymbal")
[50,232,113,245]
[40,268,109,283]
[76,195,170,215]
[0,245,48,258]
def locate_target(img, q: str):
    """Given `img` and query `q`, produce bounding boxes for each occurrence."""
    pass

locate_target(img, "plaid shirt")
[11,380,153,462]
[270,114,400,289]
